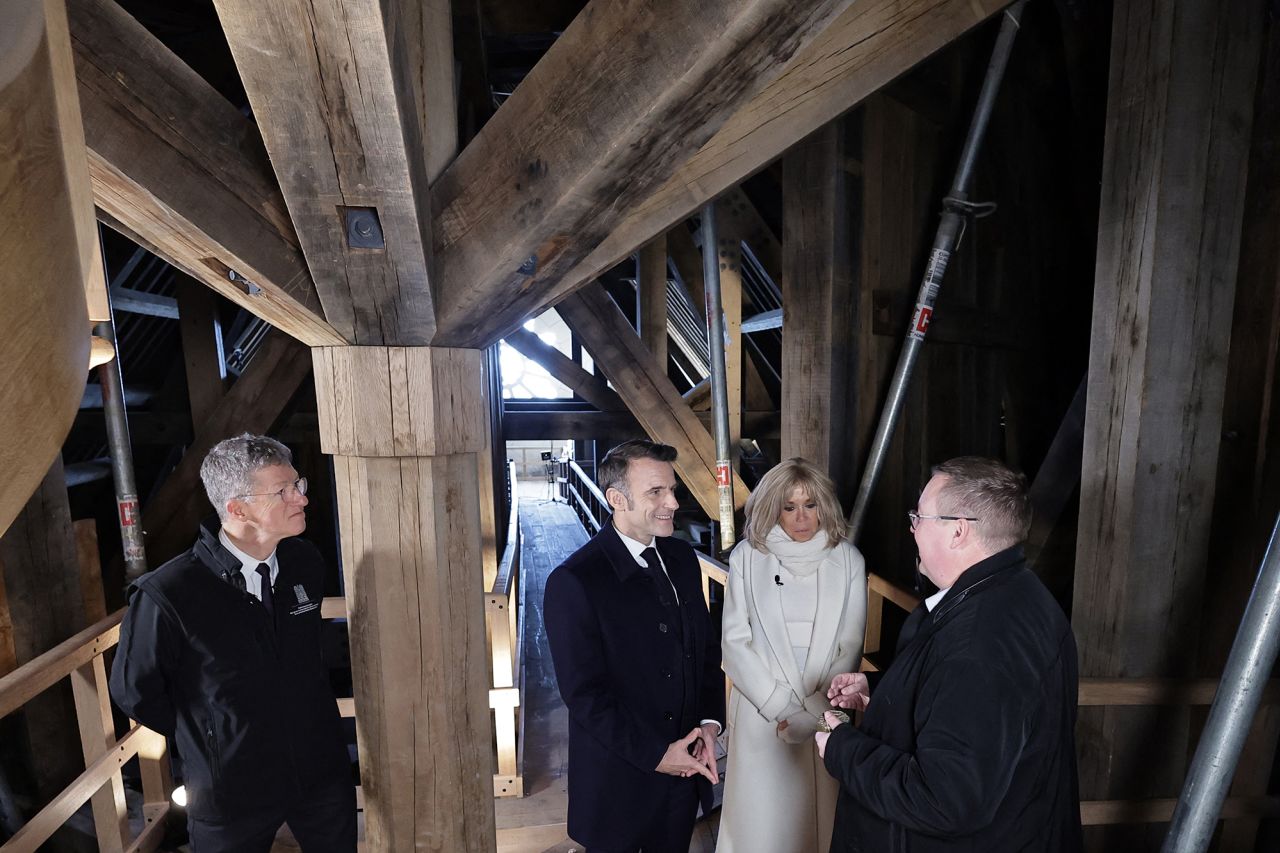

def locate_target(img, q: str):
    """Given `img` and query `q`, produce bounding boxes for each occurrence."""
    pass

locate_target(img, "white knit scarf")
[764,524,831,578]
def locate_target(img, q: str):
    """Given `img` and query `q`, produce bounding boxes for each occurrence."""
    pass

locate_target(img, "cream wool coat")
[718,536,866,853]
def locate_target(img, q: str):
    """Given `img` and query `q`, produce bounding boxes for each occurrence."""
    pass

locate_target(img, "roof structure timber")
[439,0,1009,349]
[69,0,343,347]
[427,0,856,347]
[212,0,453,345]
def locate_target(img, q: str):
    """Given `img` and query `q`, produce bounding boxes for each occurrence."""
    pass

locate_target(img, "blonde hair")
[742,458,848,551]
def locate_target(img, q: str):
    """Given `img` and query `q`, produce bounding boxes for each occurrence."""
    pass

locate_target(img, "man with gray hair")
[816,456,1081,852]
[110,434,354,852]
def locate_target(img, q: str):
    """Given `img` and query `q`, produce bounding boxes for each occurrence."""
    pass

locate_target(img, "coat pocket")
[202,712,221,786]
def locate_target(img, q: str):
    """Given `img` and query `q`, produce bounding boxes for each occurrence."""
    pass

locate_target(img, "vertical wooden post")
[176,277,226,427]
[70,655,128,852]
[716,228,744,453]
[74,519,107,624]
[314,346,496,852]
[639,234,669,370]
[781,119,856,504]
[1070,0,1264,835]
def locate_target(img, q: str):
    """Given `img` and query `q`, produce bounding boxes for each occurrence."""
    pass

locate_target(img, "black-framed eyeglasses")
[907,510,978,532]
[238,477,308,502]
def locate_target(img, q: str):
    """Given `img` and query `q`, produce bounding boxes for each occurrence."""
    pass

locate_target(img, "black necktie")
[256,563,275,621]
[641,547,677,604]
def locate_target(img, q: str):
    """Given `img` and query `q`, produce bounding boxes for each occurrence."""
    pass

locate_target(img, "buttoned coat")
[544,522,725,849]
[718,538,866,853]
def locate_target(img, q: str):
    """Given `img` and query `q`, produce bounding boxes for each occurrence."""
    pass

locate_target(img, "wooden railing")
[487,460,524,797]
[863,571,1280,828]
[562,458,609,533]
[0,610,169,853]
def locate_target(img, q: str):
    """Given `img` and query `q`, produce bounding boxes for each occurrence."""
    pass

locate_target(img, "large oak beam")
[437,0,1006,348]
[1071,0,1263,817]
[555,284,749,518]
[213,0,454,345]
[429,0,855,346]
[69,0,342,346]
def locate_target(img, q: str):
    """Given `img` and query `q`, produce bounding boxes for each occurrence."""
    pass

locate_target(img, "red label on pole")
[716,462,731,488]
[915,306,933,334]
[118,496,139,527]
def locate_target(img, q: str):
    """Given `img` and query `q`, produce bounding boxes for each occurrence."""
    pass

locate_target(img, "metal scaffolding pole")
[701,201,735,550]
[1162,512,1280,853]
[847,0,1027,539]
[94,238,148,580]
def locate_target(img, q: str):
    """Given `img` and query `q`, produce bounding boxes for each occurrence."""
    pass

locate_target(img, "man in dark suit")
[544,439,725,853]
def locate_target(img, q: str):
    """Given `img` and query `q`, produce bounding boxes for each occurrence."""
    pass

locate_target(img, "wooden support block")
[70,655,127,853]
[314,347,484,457]
[492,775,523,799]
[640,235,669,368]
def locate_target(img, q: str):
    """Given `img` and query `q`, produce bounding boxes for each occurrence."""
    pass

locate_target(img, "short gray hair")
[931,456,1030,552]
[596,439,678,502]
[200,433,293,520]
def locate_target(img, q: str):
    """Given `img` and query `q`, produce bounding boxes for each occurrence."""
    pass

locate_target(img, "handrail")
[696,552,728,586]
[0,609,123,720]
[868,572,920,613]
[488,460,524,797]
[491,461,521,599]
[568,458,608,507]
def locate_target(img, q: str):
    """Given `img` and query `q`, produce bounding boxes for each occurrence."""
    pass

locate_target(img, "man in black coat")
[110,434,354,852]
[817,457,1082,853]
[544,440,725,853]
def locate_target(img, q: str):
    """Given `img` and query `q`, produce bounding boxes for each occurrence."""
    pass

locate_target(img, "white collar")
[925,585,951,612]
[218,528,279,581]
[614,525,660,567]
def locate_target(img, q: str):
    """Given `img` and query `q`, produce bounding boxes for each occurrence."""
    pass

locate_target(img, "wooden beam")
[555,283,749,518]
[429,0,855,346]
[472,0,1008,349]
[175,277,227,428]
[1071,0,1264,812]
[781,120,857,507]
[1,0,95,537]
[69,0,342,346]
[503,328,625,412]
[639,236,669,368]
[140,330,313,565]
[212,0,455,344]
[715,222,745,451]
[315,347,495,851]
[503,409,781,442]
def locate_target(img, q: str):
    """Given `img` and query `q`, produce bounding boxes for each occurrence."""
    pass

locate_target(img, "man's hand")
[657,728,716,783]
[827,672,871,711]
[689,723,720,784]
[814,708,848,758]
[814,730,830,759]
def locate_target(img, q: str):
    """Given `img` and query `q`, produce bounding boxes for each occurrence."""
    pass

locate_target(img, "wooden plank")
[140,330,314,565]
[503,0,1009,350]
[175,277,226,428]
[212,0,454,345]
[780,120,857,506]
[1079,796,1280,827]
[70,655,127,853]
[73,519,107,624]
[1077,678,1280,708]
[322,351,495,850]
[68,0,342,346]
[1071,0,1265,810]
[0,0,95,537]
[555,283,750,518]
[503,328,625,412]
[429,0,856,346]
[639,235,669,369]
[0,611,121,721]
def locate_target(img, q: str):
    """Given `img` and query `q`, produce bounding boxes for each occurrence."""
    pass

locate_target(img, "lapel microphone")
[774,574,784,586]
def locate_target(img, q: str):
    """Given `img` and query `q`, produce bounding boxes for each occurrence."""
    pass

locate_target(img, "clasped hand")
[656,724,719,784]
[814,672,871,759]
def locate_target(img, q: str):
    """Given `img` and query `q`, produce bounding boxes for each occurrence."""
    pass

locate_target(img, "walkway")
[494,497,720,853]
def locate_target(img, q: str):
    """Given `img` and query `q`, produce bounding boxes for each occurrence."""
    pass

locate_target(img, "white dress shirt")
[218,528,279,602]
[925,585,952,612]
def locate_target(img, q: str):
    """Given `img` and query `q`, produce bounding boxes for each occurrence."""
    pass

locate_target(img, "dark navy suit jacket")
[544,522,724,849]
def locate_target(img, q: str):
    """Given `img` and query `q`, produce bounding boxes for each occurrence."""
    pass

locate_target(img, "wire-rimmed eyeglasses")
[907,510,978,532]
[238,477,308,502]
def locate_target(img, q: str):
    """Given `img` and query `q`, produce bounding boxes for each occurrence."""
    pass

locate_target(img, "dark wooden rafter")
[555,283,749,518]
[432,0,1007,348]
[503,410,781,441]
[69,0,342,346]
[212,0,456,345]
[428,0,856,346]
[503,328,625,412]
[141,330,314,565]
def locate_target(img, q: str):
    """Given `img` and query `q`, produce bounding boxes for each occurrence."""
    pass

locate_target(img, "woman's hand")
[776,719,789,734]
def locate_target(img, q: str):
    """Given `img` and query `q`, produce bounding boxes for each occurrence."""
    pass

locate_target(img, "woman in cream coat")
[718,458,866,853]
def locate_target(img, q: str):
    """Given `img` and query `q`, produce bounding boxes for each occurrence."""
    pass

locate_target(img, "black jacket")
[109,521,349,820]
[544,523,725,849]
[824,546,1082,853]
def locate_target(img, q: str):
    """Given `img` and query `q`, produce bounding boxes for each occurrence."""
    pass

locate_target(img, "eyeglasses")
[907,510,978,532]
[238,477,308,502]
